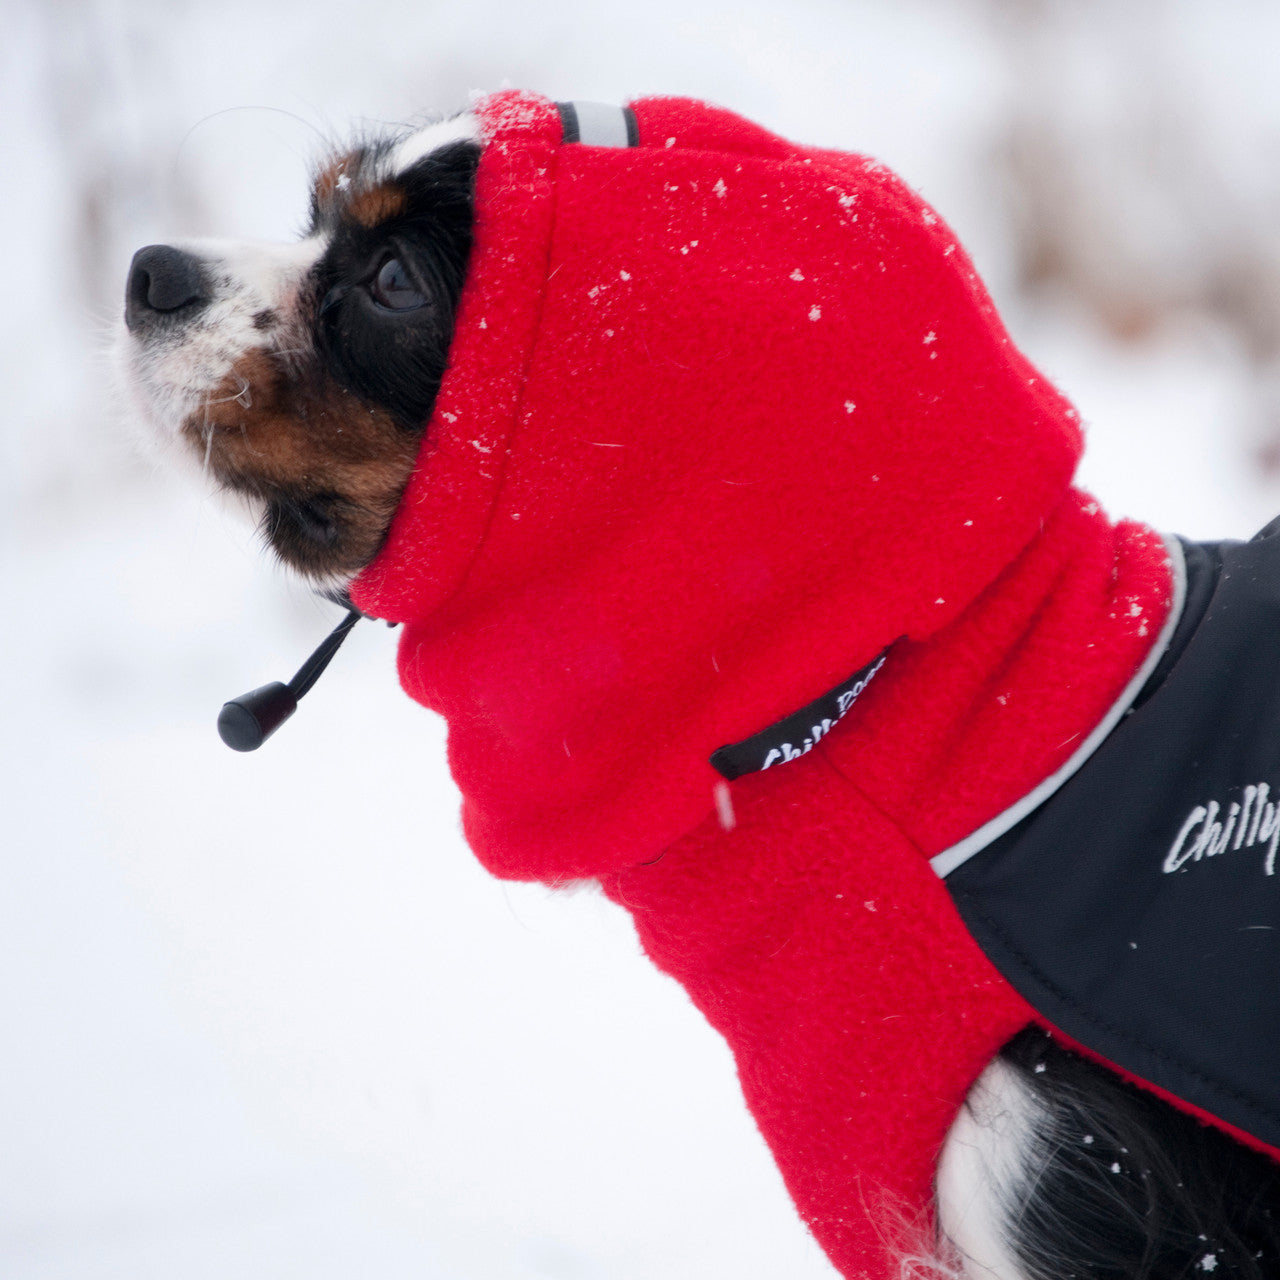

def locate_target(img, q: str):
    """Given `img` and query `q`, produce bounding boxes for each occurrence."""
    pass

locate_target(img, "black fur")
[310,140,480,430]
[999,1027,1280,1279]
[263,490,345,558]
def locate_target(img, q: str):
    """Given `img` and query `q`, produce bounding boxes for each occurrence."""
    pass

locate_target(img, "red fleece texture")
[352,92,1178,1277]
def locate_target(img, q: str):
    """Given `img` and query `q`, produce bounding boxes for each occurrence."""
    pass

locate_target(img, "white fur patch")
[388,113,479,177]
[936,1059,1036,1280]
[115,235,324,446]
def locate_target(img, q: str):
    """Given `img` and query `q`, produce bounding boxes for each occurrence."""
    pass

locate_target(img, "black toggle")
[217,607,362,751]
[217,682,298,751]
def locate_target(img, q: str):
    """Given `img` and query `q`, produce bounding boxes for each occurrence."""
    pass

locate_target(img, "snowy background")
[7,1,1280,1276]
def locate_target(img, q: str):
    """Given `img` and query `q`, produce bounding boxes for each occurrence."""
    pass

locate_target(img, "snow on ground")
[6,2,1280,1277]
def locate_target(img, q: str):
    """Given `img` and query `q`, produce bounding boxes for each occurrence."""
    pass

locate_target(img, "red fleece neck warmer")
[351,93,1176,1277]
[352,91,1090,878]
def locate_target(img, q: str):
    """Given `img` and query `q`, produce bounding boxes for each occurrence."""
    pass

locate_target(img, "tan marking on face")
[312,153,360,214]
[346,183,407,229]
[182,346,420,578]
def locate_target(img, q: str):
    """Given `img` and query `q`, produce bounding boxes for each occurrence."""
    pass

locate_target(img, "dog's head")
[116,116,480,587]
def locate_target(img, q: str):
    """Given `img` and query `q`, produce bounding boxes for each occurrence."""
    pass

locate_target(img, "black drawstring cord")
[289,608,360,700]
[217,606,363,751]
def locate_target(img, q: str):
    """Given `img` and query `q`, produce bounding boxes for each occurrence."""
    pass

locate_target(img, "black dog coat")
[947,519,1280,1152]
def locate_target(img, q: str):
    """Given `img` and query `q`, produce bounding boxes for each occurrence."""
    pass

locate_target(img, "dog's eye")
[368,257,427,311]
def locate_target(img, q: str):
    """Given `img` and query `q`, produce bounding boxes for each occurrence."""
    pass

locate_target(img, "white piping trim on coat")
[930,533,1187,879]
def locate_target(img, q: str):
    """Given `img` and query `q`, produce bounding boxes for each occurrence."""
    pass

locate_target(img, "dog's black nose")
[125,244,209,331]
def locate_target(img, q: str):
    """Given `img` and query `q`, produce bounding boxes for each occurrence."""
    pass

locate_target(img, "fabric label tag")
[710,653,886,781]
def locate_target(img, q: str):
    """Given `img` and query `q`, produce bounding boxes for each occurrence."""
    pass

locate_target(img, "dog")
[117,93,1280,1279]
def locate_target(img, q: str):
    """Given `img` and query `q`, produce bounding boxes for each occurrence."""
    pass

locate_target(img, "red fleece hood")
[352,91,1084,881]
[351,93,1178,1278]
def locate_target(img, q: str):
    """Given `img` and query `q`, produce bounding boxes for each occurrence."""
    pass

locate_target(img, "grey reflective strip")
[558,101,638,147]
[930,533,1188,879]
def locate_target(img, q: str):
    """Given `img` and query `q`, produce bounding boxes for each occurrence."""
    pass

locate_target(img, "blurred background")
[6,1,1280,1276]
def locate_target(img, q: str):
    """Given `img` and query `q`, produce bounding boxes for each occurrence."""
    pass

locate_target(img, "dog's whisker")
[195,393,216,475]
[200,377,252,407]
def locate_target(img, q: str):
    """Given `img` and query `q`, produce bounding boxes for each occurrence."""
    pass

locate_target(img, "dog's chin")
[253,480,407,590]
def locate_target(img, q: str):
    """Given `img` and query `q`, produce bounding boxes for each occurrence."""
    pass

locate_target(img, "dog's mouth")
[116,122,480,586]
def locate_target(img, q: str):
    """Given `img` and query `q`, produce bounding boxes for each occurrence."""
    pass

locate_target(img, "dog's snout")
[125,245,209,331]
